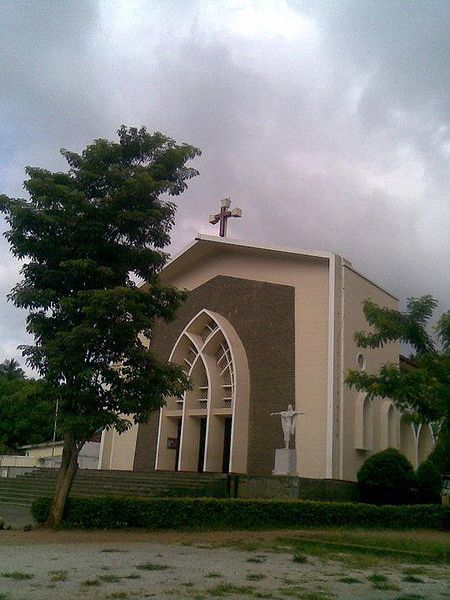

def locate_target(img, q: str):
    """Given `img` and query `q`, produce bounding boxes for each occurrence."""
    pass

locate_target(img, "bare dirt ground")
[0,528,449,600]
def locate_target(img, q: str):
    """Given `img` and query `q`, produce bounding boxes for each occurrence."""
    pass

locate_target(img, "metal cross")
[209,198,242,237]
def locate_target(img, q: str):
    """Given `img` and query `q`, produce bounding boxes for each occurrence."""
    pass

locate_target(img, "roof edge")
[194,234,336,261]
[163,234,398,302]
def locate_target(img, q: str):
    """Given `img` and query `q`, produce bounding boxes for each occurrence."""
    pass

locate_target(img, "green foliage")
[0,126,200,443]
[416,460,442,504]
[0,359,25,380]
[427,434,450,475]
[0,369,55,451]
[357,448,417,505]
[31,495,450,531]
[346,296,450,471]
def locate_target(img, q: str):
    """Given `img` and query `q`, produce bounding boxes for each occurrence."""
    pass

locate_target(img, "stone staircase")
[0,469,228,507]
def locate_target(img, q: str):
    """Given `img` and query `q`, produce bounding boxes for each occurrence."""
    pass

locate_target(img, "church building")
[99,231,435,482]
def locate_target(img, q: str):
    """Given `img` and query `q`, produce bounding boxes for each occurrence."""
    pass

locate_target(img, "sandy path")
[1,526,448,545]
[0,529,448,599]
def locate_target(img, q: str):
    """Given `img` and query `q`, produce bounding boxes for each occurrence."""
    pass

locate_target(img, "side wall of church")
[339,266,399,481]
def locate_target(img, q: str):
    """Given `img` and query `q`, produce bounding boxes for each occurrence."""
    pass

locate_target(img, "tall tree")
[0,358,25,380]
[0,126,201,525]
[0,372,54,452]
[346,296,450,470]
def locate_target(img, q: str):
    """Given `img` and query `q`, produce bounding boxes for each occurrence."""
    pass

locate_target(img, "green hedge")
[31,496,450,531]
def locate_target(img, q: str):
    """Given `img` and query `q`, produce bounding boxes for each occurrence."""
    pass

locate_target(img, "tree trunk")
[44,431,80,527]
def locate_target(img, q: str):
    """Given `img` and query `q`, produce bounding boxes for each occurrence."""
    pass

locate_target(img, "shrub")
[417,460,442,504]
[31,496,450,531]
[357,448,417,505]
[427,433,450,475]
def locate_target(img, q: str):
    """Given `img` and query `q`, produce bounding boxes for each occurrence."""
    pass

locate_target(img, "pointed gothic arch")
[155,309,250,473]
[400,416,417,468]
[355,393,372,450]
[380,400,399,449]
[417,423,435,465]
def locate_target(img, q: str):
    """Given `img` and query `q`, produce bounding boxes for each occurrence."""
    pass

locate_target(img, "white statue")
[271,404,304,449]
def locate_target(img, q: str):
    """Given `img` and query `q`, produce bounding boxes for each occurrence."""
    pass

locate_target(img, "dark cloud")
[1,0,449,368]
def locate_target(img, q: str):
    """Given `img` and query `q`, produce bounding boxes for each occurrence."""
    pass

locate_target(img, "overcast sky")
[1,0,449,370]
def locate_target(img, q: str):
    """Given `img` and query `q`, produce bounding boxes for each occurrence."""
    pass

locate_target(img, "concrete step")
[1,468,228,506]
[18,478,224,489]
[0,481,222,494]
[0,497,31,507]
[0,485,224,499]
[25,467,224,476]
[1,477,220,488]
[21,471,225,482]
[0,487,169,501]
[16,480,224,491]
[0,487,213,507]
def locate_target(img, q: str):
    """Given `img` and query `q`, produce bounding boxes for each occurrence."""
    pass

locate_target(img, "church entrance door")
[197,417,207,472]
[222,417,232,473]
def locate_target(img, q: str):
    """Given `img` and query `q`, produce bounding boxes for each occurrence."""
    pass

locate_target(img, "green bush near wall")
[31,496,449,531]
[416,460,443,504]
[357,448,417,505]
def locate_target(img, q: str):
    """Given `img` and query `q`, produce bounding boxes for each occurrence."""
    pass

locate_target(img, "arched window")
[155,309,249,474]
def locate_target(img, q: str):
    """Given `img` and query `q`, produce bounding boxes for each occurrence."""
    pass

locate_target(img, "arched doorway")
[155,309,249,473]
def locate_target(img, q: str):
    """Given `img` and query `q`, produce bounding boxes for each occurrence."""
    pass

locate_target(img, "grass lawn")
[208,528,450,569]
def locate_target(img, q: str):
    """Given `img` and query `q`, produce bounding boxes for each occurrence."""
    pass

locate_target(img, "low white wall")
[0,455,39,468]
[0,466,37,478]
[0,441,101,474]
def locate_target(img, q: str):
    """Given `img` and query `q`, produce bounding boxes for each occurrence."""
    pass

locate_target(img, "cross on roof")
[209,198,242,237]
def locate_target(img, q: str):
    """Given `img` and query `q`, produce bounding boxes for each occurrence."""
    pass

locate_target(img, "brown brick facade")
[133,275,295,475]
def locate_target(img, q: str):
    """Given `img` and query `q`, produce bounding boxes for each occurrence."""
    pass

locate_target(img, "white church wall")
[340,265,399,481]
[100,418,138,470]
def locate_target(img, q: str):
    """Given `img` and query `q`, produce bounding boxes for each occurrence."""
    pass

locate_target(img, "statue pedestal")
[272,448,297,475]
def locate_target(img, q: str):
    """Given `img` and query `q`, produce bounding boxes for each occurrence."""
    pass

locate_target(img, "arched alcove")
[380,400,399,449]
[400,417,417,468]
[355,393,372,451]
[417,424,435,465]
[155,309,249,474]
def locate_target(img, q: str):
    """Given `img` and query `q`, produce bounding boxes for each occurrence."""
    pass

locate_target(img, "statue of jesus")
[271,404,304,449]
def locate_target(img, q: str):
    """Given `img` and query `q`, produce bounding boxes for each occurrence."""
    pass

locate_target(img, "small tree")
[427,436,450,476]
[416,460,442,504]
[357,448,417,504]
[0,126,201,526]
[346,296,450,470]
